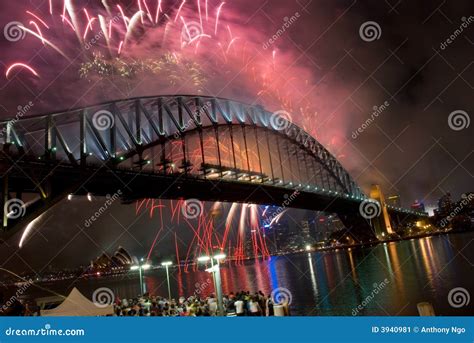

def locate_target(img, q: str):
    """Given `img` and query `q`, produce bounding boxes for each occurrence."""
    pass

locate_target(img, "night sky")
[0,0,472,271]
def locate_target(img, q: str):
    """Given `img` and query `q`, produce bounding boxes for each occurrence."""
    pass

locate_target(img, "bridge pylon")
[369,184,394,239]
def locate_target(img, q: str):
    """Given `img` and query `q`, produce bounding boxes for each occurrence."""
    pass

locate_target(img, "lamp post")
[161,261,173,300]
[197,253,226,316]
[197,255,216,291]
[130,258,151,295]
[213,253,226,316]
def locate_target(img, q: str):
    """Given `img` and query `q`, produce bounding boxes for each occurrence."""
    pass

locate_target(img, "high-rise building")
[438,193,453,214]
[301,220,311,241]
[411,200,426,212]
[314,213,329,241]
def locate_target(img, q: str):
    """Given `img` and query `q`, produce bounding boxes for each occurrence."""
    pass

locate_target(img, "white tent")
[41,287,114,316]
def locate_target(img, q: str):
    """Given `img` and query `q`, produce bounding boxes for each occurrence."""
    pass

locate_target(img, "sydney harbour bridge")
[0,95,426,244]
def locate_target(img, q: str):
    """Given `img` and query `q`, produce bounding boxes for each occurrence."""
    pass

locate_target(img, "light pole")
[198,253,226,316]
[130,258,151,295]
[213,253,226,316]
[197,256,216,293]
[161,261,173,300]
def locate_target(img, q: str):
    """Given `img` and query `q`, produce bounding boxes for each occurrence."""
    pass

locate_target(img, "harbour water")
[22,232,474,315]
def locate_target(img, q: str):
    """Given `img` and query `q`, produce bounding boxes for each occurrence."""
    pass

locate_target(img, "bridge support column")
[0,176,8,230]
[369,185,394,239]
[1,174,8,231]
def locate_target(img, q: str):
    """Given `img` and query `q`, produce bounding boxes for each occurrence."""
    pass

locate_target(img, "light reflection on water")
[34,233,474,315]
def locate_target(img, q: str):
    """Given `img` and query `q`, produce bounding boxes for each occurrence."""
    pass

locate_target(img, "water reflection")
[23,233,474,316]
[346,248,358,284]
[307,253,319,299]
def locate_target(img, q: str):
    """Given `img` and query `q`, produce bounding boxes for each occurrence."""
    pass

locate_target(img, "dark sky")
[0,0,472,271]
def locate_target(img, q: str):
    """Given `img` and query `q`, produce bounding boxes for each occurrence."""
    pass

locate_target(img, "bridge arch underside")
[99,125,349,194]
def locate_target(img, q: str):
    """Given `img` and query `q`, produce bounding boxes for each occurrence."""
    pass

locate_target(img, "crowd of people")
[114,291,289,316]
[0,289,290,316]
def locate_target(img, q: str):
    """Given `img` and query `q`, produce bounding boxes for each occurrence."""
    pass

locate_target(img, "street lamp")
[161,261,173,300]
[130,258,151,295]
[198,253,226,316]
[213,253,226,317]
[197,255,217,302]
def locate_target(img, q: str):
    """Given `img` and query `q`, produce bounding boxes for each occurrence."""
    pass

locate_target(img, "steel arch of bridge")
[1,95,365,198]
[0,95,428,241]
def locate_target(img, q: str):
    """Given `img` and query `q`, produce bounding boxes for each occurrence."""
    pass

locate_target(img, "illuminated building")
[411,200,426,212]
[90,246,133,270]
[437,193,454,215]
[301,220,311,241]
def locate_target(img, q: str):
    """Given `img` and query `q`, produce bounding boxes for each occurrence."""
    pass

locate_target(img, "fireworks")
[79,53,206,90]
[4,1,336,261]
[136,198,273,269]
[8,1,231,78]
[5,63,39,79]
[4,0,324,141]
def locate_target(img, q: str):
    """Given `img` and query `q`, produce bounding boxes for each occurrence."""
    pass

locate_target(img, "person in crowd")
[265,294,274,316]
[248,296,262,316]
[4,288,284,317]
[234,296,245,316]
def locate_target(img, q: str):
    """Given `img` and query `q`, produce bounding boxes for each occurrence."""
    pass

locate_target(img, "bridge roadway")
[0,95,426,241]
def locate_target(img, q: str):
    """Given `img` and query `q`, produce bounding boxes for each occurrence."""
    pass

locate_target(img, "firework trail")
[3,0,327,147]
[136,198,272,269]
[2,1,349,259]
